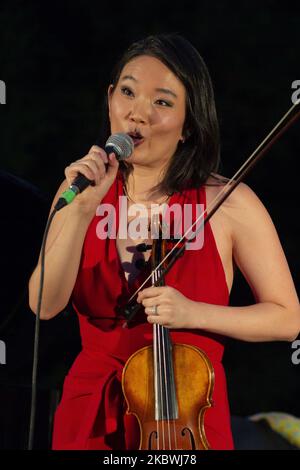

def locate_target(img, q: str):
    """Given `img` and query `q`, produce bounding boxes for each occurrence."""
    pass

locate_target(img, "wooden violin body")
[122,342,214,450]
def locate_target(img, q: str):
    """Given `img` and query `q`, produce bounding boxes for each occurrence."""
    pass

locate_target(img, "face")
[108,55,186,169]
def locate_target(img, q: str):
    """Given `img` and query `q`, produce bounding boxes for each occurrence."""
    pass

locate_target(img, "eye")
[155,99,173,107]
[120,86,134,97]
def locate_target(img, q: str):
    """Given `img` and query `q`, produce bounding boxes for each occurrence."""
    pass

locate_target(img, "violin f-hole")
[181,427,196,449]
[149,430,158,450]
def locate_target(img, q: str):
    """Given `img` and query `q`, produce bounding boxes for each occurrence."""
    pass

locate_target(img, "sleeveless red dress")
[52,171,234,450]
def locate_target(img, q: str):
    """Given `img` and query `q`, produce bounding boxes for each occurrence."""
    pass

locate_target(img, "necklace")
[123,183,171,208]
[122,182,173,242]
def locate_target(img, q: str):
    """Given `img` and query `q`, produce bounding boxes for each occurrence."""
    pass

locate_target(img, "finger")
[107,152,118,168]
[89,145,102,152]
[85,155,108,181]
[144,306,156,315]
[81,152,107,169]
[106,153,119,177]
[144,305,162,318]
[147,314,164,325]
[137,287,165,302]
[89,150,108,165]
[88,145,107,158]
[67,160,103,185]
[141,297,161,308]
[65,162,95,182]
[76,160,102,183]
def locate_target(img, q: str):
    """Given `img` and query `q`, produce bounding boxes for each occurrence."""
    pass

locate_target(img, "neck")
[125,164,169,203]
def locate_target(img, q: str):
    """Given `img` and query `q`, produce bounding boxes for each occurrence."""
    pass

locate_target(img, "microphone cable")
[28,208,57,450]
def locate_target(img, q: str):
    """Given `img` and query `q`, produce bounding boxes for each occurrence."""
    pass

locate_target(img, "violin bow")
[124,101,300,322]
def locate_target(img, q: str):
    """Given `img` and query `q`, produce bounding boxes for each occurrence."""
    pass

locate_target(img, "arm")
[28,180,96,319]
[138,183,300,342]
[28,146,119,319]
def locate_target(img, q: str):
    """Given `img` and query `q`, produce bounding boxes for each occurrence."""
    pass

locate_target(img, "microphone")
[54,133,134,211]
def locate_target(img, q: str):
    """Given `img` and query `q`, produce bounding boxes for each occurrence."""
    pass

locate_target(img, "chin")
[126,148,147,163]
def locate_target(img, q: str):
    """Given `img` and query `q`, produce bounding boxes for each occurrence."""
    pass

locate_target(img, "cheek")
[155,114,185,138]
[109,96,127,123]
[110,102,122,123]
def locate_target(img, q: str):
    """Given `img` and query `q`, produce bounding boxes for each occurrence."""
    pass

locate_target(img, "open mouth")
[128,131,145,147]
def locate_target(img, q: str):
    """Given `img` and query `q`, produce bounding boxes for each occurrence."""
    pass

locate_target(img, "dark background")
[0,0,299,449]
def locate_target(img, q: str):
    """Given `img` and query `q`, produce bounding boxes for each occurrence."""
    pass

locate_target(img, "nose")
[129,99,151,125]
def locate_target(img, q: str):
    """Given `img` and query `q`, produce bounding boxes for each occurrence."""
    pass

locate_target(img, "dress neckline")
[107,171,228,299]
[111,172,198,295]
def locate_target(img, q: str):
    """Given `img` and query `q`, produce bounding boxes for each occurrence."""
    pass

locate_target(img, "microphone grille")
[105,133,134,160]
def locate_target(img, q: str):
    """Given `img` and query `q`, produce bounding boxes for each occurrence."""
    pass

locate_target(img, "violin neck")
[153,324,178,420]
[151,213,178,420]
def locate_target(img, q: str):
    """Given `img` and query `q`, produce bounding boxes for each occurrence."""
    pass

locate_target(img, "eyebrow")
[120,74,178,99]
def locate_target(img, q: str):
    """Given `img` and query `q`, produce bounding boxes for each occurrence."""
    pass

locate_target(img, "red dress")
[52,171,234,450]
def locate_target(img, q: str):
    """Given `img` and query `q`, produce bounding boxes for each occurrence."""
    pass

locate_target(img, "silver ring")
[150,305,158,315]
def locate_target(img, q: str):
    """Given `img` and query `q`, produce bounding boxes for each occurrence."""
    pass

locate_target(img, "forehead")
[119,55,185,94]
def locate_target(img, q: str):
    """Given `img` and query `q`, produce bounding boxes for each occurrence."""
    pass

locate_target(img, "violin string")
[155,325,165,450]
[153,213,169,450]
[153,313,159,449]
[152,228,164,450]
[157,218,172,450]
[153,213,178,450]
[168,348,178,448]
[161,322,171,449]
[127,101,300,303]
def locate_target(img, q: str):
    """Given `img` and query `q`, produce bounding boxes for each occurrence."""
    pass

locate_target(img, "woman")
[28,33,300,450]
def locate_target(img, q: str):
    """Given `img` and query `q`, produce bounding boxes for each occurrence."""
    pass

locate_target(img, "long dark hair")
[99,33,221,194]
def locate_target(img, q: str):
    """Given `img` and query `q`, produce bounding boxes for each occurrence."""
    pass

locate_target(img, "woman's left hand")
[137,286,196,329]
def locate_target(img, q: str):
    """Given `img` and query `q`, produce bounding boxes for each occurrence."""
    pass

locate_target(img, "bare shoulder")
[204,174,299,314]
[205,173,286,258]
[205,173,268,218]
[205,172,254,198]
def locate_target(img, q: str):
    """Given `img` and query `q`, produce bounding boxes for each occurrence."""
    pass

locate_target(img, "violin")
[121,214,214,450]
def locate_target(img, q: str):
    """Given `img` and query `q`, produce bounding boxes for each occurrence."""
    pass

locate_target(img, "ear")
[107,84,114,117]
[180,123,192,143]
[182,128,192,141]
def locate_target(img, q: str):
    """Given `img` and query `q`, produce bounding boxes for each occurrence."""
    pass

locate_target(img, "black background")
[0,0,299,449]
